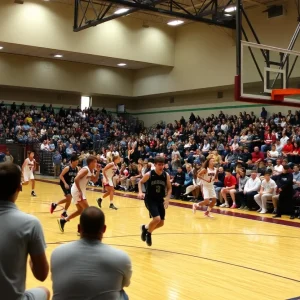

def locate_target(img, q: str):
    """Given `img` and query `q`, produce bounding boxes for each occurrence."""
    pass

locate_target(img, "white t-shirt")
[268,150,278,158]
[273,165,283,175]
[261,179,277,195]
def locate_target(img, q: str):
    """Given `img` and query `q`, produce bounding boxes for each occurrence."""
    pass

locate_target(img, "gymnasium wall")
[0,86,135,112]
[134,0,300,96]
[0,0,175,67]
[0,53,133,96]
[133,89,295,127]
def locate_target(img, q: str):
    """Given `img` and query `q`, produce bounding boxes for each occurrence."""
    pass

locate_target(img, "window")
[81,96,91,111]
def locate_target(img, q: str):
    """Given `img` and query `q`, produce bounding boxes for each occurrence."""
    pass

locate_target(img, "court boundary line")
[46,239,300,284]
[36,179,300,228]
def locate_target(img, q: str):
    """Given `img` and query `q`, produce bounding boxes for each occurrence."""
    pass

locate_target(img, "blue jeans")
[121,290,129,300]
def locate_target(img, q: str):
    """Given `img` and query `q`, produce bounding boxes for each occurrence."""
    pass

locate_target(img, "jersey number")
[156,186,161,193]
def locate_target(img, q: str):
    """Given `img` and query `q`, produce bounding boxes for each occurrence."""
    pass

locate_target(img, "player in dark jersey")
[50,155,79,218]
[138,156,172,246]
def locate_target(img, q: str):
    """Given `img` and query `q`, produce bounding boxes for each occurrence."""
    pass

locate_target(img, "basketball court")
[21,179,300,300]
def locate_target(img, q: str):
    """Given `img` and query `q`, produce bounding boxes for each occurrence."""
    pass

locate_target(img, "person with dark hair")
[273,165,294,218]
[51,206,132,300]
[138,156,172,246]
[254,171,276,214]
[57,155,101,233]
[0,163,50,300]
[22,151,37,197]
[50,154,80,217]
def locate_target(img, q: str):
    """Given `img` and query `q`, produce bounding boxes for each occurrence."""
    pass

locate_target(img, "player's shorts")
[22,288,48,300]
[71,190,87,205]
[144,198,165,220]
[60,182,71,196]
[103,178,114,187]
[23,171,34,182]
[202,185,217,199]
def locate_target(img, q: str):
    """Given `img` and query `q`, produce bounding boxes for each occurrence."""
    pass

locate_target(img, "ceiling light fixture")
[224,6,236,13]
[118,63,127,67]
[0,47,3,50]
[54,54,63,58]
[224,14,232,17]
[114,8,129,14]
[167,20,184,26]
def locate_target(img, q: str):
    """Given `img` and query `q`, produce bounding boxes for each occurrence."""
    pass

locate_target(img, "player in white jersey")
[57,155,101,233]
[193,158,218,217]
[22,151,37,197]
[97,155,120,210]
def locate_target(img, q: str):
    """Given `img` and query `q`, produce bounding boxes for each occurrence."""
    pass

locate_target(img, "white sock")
[145,224,149,230]
[207,207,211,212]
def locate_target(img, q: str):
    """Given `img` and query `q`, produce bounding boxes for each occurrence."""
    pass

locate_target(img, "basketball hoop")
[271,89,300,101]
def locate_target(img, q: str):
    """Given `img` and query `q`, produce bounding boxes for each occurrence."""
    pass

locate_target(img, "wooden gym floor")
[21,179,300,300]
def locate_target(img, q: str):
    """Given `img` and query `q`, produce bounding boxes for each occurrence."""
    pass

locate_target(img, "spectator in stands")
[4,149,13,163]
[171,167,185,199]
[273,166,294,219]
[241,170,261,210]
[40,140,50,151]
[254,171,276,214]
[0,163,50,300]
[251,146,264,165]
[293,164,300,190]
[231,168,249,209]
[214,166,225,201]
[51,207,132,300]
[220,169,237,208]
[53,150,62,178]
[261,107,267,119]
[183,163,193,190]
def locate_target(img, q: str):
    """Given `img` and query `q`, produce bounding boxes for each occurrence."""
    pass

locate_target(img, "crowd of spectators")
[1,101,300,218]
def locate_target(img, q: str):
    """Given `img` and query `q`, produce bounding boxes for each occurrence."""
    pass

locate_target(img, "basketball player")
[138,157,172,247]
[192,158,218,217]
[50,154,79,217]
[57,155,101,233]
[22,151,37,197]
[97,155,119,210]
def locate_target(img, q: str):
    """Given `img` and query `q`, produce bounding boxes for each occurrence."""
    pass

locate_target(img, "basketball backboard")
[238,40,300,104]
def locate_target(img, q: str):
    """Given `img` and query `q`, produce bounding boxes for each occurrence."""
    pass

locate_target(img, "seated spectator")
[261,130,274,152]
[273,166,294,219]
[4,149,14,163]
[241,170,261,210]
[273,159,283,177]
[220,169,237,208]
[214,166,225,201]
[275,139,283,157]
[171,166,185,199]
[251,146,264,165]
[0,163,50,300]
[254,171,276,213]
[51,206,132,300]
[267,144,279,162]
[40,140,50,151]
[288,141,300,164]
[293,164,300,190]
[183,163,193,190]
[231,168,249,209]
[183,164,201,200]
[266,159,274,173]
[282,139,294,158]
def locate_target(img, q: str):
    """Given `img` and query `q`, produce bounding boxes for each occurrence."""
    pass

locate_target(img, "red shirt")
[282,144,294,153]
[224,175,237,188]
[252,151,264,162]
